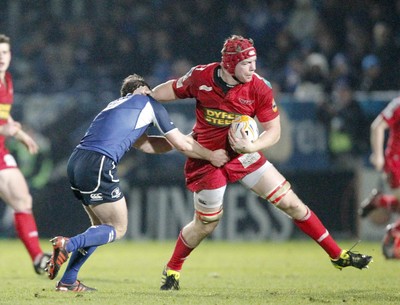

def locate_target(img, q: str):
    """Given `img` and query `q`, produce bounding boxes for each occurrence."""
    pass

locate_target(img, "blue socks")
[65,224,116,252]
[60,246,97,284]
[60,224,116,284]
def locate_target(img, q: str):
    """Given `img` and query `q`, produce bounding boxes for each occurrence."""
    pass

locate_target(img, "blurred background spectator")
[1,0,399,96]
[317,80,369,169]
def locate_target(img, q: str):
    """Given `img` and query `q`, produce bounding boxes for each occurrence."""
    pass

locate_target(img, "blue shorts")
[67,148,124,205]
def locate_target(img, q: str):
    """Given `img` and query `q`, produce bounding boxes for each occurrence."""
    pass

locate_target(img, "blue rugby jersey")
[77,94,176,163]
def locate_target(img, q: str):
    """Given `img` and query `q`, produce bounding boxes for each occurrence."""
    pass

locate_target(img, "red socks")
[166,231,194,271]
[166,209,343,267]
[14,211,43,261]
[294,208,342,259]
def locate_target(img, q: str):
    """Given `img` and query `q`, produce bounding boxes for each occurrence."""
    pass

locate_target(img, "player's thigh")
[193,186,226,223]
[83,204,102,226]
[0,168,31,210]
[249,163,301,207]
[245,162,285,196]
[87,198,128,235]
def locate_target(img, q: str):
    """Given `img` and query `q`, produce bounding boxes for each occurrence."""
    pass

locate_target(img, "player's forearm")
[13,129,26,141]
[165,130,210,160]
[186,142,212,160]
[151,80,177,102]
[370,116,387,157]
[255,116,281,151]
[370,127,385,157]
[175,135,211,160]
[135,135,174,154]
[0,116,20,136]
[254,129,280,151]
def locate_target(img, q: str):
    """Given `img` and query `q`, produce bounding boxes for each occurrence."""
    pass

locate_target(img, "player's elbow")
[273,132,281,144]
[167,130,193,153]
[265,129,281,146]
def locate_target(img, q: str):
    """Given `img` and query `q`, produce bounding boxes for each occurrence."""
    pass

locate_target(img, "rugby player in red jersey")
[0,34,50,275]
[359,96,400,258]
[151,35,373,290]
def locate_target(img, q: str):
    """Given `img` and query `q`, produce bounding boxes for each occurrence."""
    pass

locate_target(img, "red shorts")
[0,147,17,170]
[184,152,267,192]
[384,154,400,188]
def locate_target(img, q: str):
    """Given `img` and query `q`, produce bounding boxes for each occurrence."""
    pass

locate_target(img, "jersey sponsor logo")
[203,108,238,126]
[238,152,261,168]
[0,104,11,119]
[90,193,103,201]
[111,187,122,199]
[199,85,213,91]
[239,98,254,105]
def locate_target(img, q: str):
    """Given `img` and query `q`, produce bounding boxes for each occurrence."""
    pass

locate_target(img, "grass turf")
[0,239,399,304]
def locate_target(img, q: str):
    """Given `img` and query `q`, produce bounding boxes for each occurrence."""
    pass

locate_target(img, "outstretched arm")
[0,120,21,137]
[14,129,39,154]
[165,129,229,167]
[134,131,229,167]
[133,134,174,154]
[151,80,177,102]
[1,116,38,154]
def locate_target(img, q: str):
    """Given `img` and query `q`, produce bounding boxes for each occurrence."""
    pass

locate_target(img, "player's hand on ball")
[228,128,254,154]
[209,149,230,167]
[228,115,259,154]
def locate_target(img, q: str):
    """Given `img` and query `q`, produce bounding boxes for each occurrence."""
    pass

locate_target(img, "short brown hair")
[0,34,10,44]
[120,74,151,97]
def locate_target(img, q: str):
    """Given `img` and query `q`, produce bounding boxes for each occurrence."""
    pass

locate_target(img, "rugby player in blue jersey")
[45,74,229,292]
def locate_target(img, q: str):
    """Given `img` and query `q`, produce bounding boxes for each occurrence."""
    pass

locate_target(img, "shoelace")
[346,240,362,263]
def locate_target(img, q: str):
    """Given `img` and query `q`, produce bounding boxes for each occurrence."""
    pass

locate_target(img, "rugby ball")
[230,115,259,141]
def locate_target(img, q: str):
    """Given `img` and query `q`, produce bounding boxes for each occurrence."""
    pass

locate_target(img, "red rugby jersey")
[0,71,13,150]
[172,62,279,151]
[381,96,400,157]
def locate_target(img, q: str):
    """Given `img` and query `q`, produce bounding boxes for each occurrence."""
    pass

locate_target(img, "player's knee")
[195,207,223,224]
[262,180,292,206]
[193,213,220,237]
[11,193,33,211]
[113,224,127,240]
[193,189,224,224]
[261,179,308,218]
[262,181,308,219]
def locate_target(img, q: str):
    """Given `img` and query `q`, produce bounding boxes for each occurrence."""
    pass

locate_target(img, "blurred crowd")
[1,0,399,98]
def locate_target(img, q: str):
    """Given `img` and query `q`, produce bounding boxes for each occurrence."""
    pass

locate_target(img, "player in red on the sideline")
[0,33,51,275]
[359,96,400,259]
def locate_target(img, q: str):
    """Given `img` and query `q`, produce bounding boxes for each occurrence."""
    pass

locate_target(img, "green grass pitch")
[0,239,399,304]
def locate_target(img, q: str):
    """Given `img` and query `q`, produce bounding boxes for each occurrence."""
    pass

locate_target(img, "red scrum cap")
[221,35,257,75]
